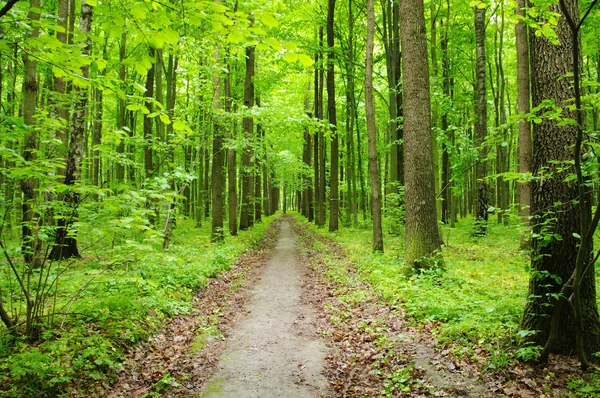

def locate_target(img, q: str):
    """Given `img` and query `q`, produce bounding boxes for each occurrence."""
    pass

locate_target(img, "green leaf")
[86,0,97,6]
[283,52,298,63]
[298,54,314,67]
[134,63,148,76]
[227,30,244,44]
[260,12,279,27]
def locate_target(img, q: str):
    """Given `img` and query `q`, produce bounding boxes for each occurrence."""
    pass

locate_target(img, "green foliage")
[0,216,275,396]
[318,214,529,352]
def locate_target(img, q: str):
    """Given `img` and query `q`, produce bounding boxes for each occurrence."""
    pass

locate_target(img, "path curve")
[201,218,328,397]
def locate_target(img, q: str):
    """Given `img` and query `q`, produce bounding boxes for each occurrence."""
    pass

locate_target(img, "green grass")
[311,214,529,350]
[0,214,276,397]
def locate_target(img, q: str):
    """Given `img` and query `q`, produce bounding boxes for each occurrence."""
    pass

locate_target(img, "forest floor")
[105,216,584,397]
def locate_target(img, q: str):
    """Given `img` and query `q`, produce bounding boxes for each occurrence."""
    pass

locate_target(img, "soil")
[200,218,328,397]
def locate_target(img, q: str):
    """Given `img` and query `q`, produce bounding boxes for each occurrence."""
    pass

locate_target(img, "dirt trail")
[200,218,328,397]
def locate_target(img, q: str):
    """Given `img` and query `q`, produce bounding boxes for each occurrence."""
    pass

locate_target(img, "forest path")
[200,218,328,397]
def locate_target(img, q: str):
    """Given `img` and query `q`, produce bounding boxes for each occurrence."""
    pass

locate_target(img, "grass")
[313,214,529,350]
[0,213,276,397]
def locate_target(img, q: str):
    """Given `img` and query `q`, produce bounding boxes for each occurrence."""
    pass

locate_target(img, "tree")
[521,0,600,365]
[399,0,442,268]
[211,18,225,242]
[515,0,532,248]
[240,45,255,231]
[20,0,41,266]
[473,5,489,236]
[365,0,383,252]
[327,0,339,232]
[50,0,94,260]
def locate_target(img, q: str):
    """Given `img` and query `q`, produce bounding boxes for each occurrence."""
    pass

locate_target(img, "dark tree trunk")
[521,0,600,357]
[327,0,339,232]
[400,0,442,268]
[441,3,451,225]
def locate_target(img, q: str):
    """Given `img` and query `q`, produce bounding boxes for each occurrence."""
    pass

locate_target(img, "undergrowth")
[299,212,600,396]
[0,215,275,397]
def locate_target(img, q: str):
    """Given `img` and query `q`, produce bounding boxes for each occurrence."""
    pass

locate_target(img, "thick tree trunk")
[365,0,383,252]
[515,0,532,248]
[50,1,94,261]
[400,0,442,268]
[521,0,600,357]
[474,6,489,236]
[240,46,255,231]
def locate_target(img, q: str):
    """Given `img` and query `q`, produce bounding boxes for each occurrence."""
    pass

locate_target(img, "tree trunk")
[327,0,338,233]
[441,3,451,225]
[521,0,600,357]
[255,98,263,223]
[225,52,237,236]
[240,45,255,231]
[211,37,224,242]
[365,0,383,252]
[474,6,489,236]
[515,0,532,248]
[50,1,94,261]
[21,0,42,267]
[318,27,326,227]
[400,0,442,269]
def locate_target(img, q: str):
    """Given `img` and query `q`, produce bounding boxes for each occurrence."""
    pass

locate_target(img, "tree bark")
[521,0,600,357]
[240,45,255,231]
[211,41,224,242]
[327,0,339,232]
[474,6,489,236]
[400,0,442,268]
[515,0,532,248]
[365,0,383,252]
[20,0,41,267]
[50,0,94,261]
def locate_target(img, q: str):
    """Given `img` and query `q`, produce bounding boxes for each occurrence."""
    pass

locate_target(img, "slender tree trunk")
[516,0,532,248]
[318,27,327,227]
[255,98,263,223]
[313,37,321,225]
[225,52,237,236]
[240,45,255,231]
[327,0,339,232]
[400,0,442,268]
[365,0,383,252]
[50,1,94,260]
[21,0,42,267]
[144,47,155,180]
[441,3,451,225]
[211,41,224,242]
[474,6,489,235]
